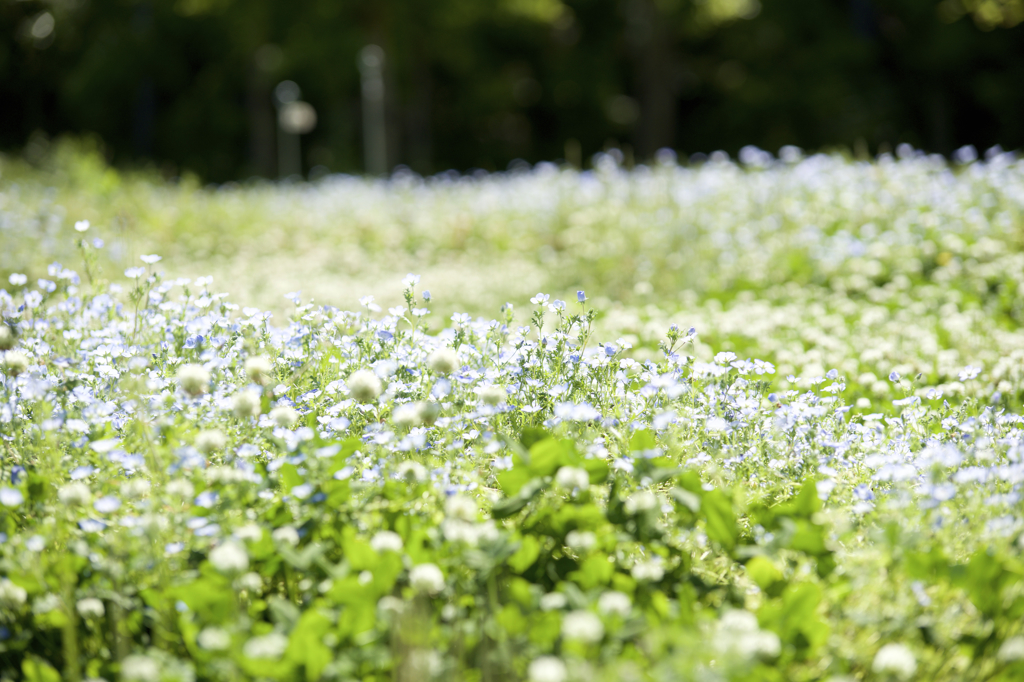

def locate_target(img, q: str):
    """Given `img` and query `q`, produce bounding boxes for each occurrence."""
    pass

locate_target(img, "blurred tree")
[0,0,1021,180]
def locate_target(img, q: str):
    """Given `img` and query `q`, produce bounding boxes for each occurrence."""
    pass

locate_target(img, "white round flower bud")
[624,491,658,515]
[57,482,91,507]
[269,406,299,428]
[428,347,459,374]
[872,643,917,680]
[197,627,231,651]
[243,632,288,660]
[370,530,404,553]
[347,369,382,403]
[565,530,597,552]
[409,563,445,594]
[392,403,421,429]
[244,356,274,385]
[122,478,151,499]
[177,363,210,396]
[2,351,29,377]
[195,429,227,455]
[630,559,664,582]
[76,597,105,619]
[232,389,262,418]
[554,466,589,491]
[416,401,440,426]
[397,461,428,483]
[478,385,506,406]
[527,656,567,682]
[0,326,14,351]
[209,540,249,575]
[272,526,300,547]
[166,479,194,499]
[597,591,631,617]
[561,610,604,643]
[445,495,477,522]
[0,579,27,609]
[121,654,160,682]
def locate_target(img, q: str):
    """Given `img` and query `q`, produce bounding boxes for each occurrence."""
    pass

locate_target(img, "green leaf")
[701,489,737,551]
[745,556,786,597]
[492,477,548,519]
[22,657,61,682]
[508,535,542,572]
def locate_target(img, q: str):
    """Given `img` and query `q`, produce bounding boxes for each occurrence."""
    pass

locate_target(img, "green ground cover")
[0,143,1022,681]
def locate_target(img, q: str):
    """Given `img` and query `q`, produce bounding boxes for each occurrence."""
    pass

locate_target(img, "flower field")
[0,143,1023,681]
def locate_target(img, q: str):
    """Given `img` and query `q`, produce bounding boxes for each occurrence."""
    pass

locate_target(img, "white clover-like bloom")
[166,479,194,499]
[243,632,288,660]
[244,356,274,385]
[478,385,506,406]
[392,403,421,429]
[233,523,264,542]
[193,429,226,455]
[370,530,404,553]
[232,389,261,418]
[540,592,567,611]
[272,526,300,547]
[527,656,568,682]
[872,643,917,679]
[428,347,459,374]
[0,326,13,351]
[445,495,477,522]
[631,559,664,582]
[597,591,631,617]
[74,219,90,232]
[76,597,105,619]
[235,572,263,592]
[998,636,1024,662]
[177,363,211,396]
[269,406,299,428]
[565,530,597,552]
[0,580,27,609]
[348,369,382,402]
[122,478,151,499]
[2,351,29,376]
[197,627,231,651]
[377,595,406,620]
[121,654,160,682]
[409,563,445,594]
[715,609,781,660]
[624,491,658,515]
[554,466,589,491]
[397,461,428,483]
[561,610,604,643]
[209,540,249,575]
[57,482,91,507]
[416,401,440,425]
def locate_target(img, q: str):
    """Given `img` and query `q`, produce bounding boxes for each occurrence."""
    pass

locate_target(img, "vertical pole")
[359,45,388,175]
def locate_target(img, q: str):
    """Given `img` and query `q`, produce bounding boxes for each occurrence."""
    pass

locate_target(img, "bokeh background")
[2,0,1023,181]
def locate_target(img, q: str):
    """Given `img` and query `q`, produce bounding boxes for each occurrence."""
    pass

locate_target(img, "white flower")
[121,654,160,682]
[243,632,288,660]
[0,487,23,507]
[428,347,459,374]
[715,609,781,660]
[478,385,506,405]
[0,579,27,609]
[122,478,151,499]
[397,461,428,483]
[416,401,440,425]
[561,610,604,643]
[409,563,445,594]
[244,356,274,385]
[0,326,13,351]
[631,560,664,582]
[236,572,263,592]
[166,479,194,499]
[540,592,567,611]
[76,598,105,618]
[527,656,567,682]
[58,482,92,507]
[74,219,90,232]
[565,530,597,552]
[377,595,406,620]
[998,636,1024,662]
[597,591,631,617]
[233,524,263,542]
[624,491,658,515]
[370,530,404,553]
[347,369,382,402]
[269,406,299,428]
[195,429,226,455]
[177,364,210,396]
[554,466,589,491]
[197,627,231,651]
[445,495,477,522]
[392,403,421,428]
[232,390,261,418]
[208,541,249,575]
[872,643,917,679]
[272,526,300,547]
[2,351,29,376]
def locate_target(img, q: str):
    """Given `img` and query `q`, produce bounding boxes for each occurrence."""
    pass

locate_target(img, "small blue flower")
[889,371,900,382]
[577,290,587,303]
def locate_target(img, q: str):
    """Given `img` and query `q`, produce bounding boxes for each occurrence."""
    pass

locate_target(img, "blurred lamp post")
[274,80,317,178]
[358,45,387,175]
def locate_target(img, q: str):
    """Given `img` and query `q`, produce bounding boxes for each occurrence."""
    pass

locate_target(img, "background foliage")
[2,0,1023,180]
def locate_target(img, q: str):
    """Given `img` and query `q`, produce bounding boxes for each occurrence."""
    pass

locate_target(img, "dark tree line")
[2,0,1022,181]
